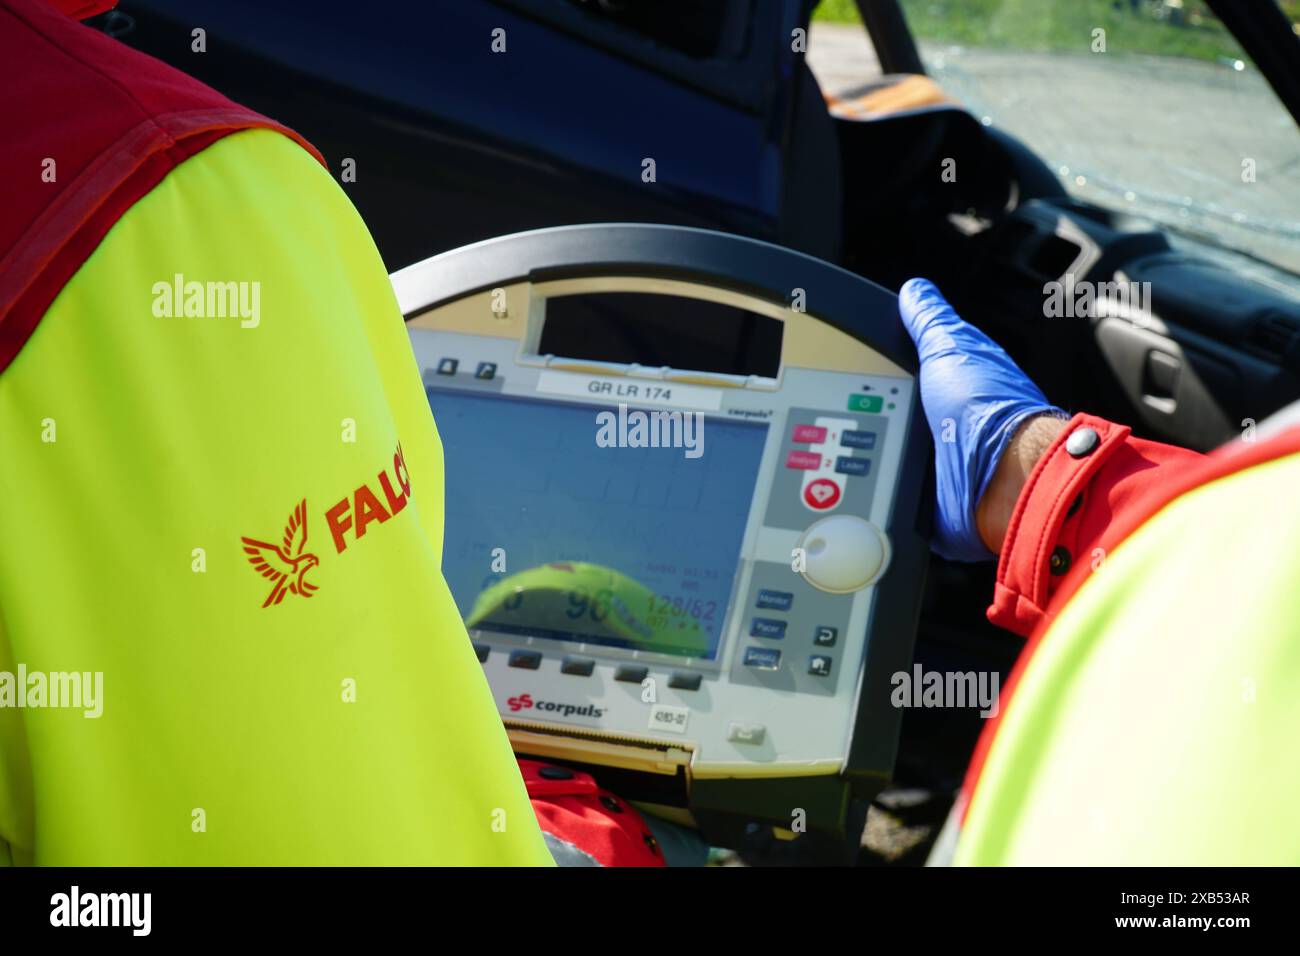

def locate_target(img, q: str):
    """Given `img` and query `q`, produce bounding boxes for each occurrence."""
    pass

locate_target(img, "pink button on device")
[786,451,822,470]
[792,424,827,443]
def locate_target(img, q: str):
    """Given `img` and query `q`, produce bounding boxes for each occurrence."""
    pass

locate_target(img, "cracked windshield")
[826,0,1300,279]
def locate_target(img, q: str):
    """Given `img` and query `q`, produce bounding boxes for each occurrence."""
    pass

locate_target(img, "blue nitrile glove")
[898,278,1064,562]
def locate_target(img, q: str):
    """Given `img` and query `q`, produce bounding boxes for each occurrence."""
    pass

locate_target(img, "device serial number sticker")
[648,704,690,735]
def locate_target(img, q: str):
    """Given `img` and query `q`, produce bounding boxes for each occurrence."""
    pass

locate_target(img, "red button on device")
[803,478,841,510]
[786,450,822,470]
[792,424,827,444]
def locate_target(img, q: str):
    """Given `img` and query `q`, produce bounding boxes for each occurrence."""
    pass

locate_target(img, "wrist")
[976,413,1067,555]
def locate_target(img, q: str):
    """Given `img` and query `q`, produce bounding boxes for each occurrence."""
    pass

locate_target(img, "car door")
[105,0,843,269]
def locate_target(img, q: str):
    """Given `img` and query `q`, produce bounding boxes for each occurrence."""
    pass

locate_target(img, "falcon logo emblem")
[241,499,321,608]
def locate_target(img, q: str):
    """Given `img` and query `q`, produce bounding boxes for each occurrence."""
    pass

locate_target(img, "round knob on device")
[796,515,890,593]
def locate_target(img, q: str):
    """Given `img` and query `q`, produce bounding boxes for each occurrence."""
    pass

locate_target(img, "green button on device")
[847,394,883,413]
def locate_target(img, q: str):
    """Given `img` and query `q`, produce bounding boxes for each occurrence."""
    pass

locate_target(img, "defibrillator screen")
[427,387,768,661]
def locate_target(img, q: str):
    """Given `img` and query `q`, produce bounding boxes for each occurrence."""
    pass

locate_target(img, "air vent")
[1249,313,1300,360]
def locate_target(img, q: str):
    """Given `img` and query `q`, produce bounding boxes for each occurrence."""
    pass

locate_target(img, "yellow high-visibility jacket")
[0,3,550,865]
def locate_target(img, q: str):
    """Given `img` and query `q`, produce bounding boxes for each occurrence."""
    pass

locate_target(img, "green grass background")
[813,0,1300,64]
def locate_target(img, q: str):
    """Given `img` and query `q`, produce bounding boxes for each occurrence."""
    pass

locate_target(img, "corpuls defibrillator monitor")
[392,225,928,846]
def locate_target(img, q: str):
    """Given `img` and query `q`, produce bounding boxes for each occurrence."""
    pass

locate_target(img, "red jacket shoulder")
[0,0,322,371]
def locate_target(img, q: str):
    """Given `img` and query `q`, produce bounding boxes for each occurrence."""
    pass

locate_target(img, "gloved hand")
[898,278,1064,562]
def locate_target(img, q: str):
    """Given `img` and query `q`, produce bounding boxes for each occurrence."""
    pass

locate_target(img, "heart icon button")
[803,478,841,510]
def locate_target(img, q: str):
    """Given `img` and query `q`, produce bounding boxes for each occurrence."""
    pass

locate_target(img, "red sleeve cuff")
[987,414,1129,636]
[986,413,1206,637]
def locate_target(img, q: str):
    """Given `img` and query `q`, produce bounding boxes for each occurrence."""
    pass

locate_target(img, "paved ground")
[807,23,1300,277]
[806,20,883,93]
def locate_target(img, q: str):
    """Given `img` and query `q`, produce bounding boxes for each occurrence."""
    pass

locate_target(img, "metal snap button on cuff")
[1066,427,1100,458]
